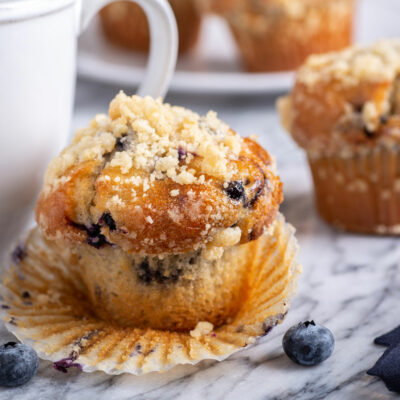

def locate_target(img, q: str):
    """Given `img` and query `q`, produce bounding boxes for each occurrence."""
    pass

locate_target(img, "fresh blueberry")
[115,135,127,152]
[283,321,334,366]
[136,257,182,285]
[53,355,82,374]
[0,342,39,387]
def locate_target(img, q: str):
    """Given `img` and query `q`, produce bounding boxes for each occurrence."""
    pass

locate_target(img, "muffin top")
[278,40,400,155]
[206,0,351,17]
[36,92,282,256]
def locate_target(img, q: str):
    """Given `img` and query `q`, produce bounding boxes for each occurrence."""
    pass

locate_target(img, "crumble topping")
[36,92,282,256]
[279,40,400,153]
[297,40,400,88]
[226,0,352,36]
[202,226,242,261]
[43,92,243,193]
[190,321,214,339]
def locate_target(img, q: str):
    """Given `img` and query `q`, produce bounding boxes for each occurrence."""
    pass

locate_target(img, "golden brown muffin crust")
[209,0,354,72]
[278,40,400,154]
[100,0,202,54]
[37,93,282,255]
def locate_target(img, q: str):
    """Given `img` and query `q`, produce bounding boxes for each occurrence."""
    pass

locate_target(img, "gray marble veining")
[0,80,399,400]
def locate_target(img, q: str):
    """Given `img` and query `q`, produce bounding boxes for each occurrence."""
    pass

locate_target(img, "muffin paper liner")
[0,213,301,375]
[308,145,400,234]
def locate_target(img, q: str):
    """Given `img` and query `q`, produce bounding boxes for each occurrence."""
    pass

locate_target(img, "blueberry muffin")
[36,92,283,330]
[216,0,355,72]
[278,40,400,234]
[100,0,202,54]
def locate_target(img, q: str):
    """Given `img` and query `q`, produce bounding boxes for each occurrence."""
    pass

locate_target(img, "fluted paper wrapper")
[309,145,400,234]
[0,214,300,375]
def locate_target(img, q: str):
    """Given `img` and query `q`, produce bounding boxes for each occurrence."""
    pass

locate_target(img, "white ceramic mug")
[0,0,178,257]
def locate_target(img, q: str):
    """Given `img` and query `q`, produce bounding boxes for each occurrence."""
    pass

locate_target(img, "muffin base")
[0,214,300,375]
[309,146,400,234]
[78,244,249,331]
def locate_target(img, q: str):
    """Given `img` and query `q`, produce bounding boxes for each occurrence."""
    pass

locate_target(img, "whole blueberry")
[0,342,39,387]
[283,321,334,366]
[224,181,245,202]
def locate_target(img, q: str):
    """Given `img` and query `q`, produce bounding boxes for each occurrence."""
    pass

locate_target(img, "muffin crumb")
[190,321,214,338]
[43,92,244,195]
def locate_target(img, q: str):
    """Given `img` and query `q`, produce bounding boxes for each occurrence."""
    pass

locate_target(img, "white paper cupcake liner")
[0,213,301,375]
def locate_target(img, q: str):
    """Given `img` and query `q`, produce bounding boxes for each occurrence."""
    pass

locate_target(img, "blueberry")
[11,244,26,265]
[283,321,334,366]
[70,221,109,249]
[99,212,116,231]
[224,181,245,202]
[85,224,108,249]
[178,147,187,161]
[0,342,39,387]
[115,135,127,152]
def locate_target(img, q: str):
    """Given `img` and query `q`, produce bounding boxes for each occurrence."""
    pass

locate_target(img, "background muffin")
[278,40,400,234]
[218,0,355,72]
[100,0,202,54]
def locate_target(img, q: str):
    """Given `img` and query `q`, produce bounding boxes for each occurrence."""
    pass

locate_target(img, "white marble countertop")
[1,80,399,400]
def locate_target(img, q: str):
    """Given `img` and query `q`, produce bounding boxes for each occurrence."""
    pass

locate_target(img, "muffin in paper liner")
[308,145,400,235]
[0,213,300,375]
[278,40,400,234]
[224,0,355,72]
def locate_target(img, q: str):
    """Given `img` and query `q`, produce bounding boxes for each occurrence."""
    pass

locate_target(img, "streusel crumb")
[44,92,242,194]
[37,93,282,255]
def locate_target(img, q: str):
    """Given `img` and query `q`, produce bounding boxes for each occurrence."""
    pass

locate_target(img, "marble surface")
[1,80,400,399]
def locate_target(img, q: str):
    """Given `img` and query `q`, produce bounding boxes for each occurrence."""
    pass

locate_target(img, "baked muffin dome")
[100,0,202,54]
[36,93,282,255]
[278,40,400,154]
[209,0,354,72]
[278,40,400,234]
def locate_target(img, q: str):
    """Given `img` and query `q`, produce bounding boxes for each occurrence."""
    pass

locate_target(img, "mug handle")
[76,0,178,98]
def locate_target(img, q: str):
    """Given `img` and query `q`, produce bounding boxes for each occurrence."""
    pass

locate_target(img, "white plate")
[77,0,400,94]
